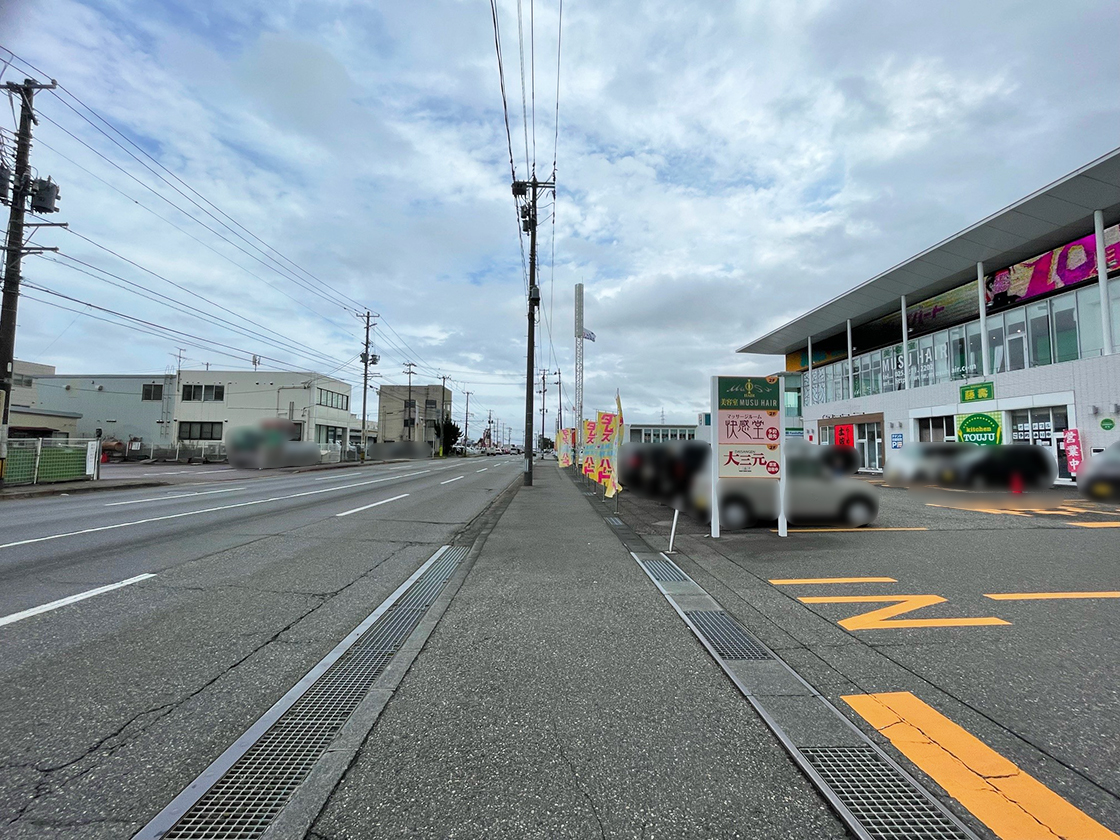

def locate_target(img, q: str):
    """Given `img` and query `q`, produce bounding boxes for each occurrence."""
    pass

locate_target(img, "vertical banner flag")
[606,391,625,497]
[558,428,575,468]
[582,418,598,477]
[1064,429,1083,476]
[594,411,617,487]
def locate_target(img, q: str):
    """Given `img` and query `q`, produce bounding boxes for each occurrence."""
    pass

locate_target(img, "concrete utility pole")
[438,374,450,455]
[1,77,59,486]
[574,283,585,467]
[402,361,416,441]
[358,312,378,460]
[539,368,548,452]
[463,390,471,447]
[554,369,562,433]
[513,174,554,485]
[487,409,493,448]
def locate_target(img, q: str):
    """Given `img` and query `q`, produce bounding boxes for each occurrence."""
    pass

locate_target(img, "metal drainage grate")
[161,548,468,840]
[801,746,973,840]
[640,557,688,583]
[605,516,623,526]
[686,611,771,660]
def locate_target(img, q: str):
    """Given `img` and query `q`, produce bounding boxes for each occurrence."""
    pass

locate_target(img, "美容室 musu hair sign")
[710,375,788,539]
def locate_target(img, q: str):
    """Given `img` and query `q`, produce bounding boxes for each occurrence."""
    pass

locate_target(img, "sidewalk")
[310,465,846,839]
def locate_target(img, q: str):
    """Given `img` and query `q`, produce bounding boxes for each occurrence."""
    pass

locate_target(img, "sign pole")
[709,375,720,538]
[777,376,787,538]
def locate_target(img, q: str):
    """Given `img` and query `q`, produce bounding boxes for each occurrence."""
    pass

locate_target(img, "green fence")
[3,439,94,486]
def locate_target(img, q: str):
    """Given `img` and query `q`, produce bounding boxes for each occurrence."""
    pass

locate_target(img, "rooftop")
[738,146,1120,356]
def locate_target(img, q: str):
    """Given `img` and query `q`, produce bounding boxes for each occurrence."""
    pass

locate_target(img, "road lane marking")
[985,591,1120,601]
[105,487,247,506]
[0,574,156,628]
[799,594,1009,629]
[844,691,1120,840]
[440,476,464,485]
[1069,521,1120,528]
[476,468,488,472]
[767,527,928,533]
[141,470,190,476]
[193,468,234,474]
[335,493,409,518]
[0,471,431,550]
[770,576,898,585]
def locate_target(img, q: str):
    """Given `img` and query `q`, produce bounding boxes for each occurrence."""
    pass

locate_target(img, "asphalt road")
[620,481,1120,837]
[0,455,522,836]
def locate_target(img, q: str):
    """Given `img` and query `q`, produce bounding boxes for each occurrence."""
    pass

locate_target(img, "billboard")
[956,412,1002,446]
[986,224,1120,312]
[716,377,782,479]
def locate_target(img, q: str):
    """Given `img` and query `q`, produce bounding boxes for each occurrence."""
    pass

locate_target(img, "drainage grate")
[801,746,972,840]
[686,611,771,660]
[640,557,688,583]
[605,516,623,526]
[160,548,468,839]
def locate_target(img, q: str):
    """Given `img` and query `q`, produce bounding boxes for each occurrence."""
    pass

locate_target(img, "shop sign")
[719,410,780,444]
[956,412,1002,446]
[1064,429,1083,475]
[785,428,804,438]
[959,381,994,403]
[718,444,780,477]
[1102,418,1116,431]
[834,424,855,447]
[717,376,780,410]
[891,433,903,449]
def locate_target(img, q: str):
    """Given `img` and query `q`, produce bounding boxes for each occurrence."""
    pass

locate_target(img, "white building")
[174,370,354,446]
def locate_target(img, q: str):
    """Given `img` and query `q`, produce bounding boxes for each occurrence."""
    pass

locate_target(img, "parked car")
[884,442,978,487]
[941,444,1057,491]
[1076,441,1120,500]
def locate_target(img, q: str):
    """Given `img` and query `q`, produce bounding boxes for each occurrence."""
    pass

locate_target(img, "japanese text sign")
[834,424,855,448]
[1064,429,1083,475]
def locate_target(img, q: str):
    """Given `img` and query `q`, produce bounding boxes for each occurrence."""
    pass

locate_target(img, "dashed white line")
[193,468,235,474]
[440,476,465,485]
[335,493,410,518]
[0,471,431,550]
[105,487,246,507]
[477,468,488,472]
[0,574,156,628]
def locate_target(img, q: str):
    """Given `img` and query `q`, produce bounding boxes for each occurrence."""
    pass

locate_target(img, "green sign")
[717,376,780,410]
[1103,418,1116,431]
[956,412,1002,445]
[959,381,994,403]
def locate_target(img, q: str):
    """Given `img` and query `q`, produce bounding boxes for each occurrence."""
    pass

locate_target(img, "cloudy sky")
[2,0,1117,438]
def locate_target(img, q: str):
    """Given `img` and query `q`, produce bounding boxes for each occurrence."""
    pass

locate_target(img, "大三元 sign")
[956,412,1002,445]
[718,444,780,478]
[959,381,994,403]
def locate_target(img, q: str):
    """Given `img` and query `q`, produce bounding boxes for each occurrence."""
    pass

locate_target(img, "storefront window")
[1027,301,1052,367]
[917,335,934,386]
[949,326,966,379]
[965,322,983,376]
[870,351,882,394]
[1051,293,1078,363]
[988,312,1005,373]
[907,339,920,388]
[1005,309,1027,371]
[1077,285,1103,358]
[856,422,883,471]
[932,329,950,383]
[1111,277,1120,353]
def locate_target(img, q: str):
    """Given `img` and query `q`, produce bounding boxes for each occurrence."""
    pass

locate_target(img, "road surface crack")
[550,717,607,840]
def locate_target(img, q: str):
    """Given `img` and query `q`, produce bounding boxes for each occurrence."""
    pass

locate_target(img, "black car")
[1077,441,1120,500]
[943,444,1057,491]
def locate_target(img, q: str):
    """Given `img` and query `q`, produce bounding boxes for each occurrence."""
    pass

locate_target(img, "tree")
[438,418,462,456]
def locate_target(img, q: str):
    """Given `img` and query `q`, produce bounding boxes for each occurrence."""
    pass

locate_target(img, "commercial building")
[377,384,452,448]
[739,148,1120,479]
[31,369,175,443]
[6,361,82,439]
[174,370,354,445]
[628,423,698,443]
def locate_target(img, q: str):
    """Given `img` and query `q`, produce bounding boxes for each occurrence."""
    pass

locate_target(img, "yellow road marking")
[770,576,897,585]
[925,504,1032,516]
[844,692,1120,840]
[767,527,928,532]
[799,594,1009,629]
[985,591,1120,601]
[1070,521,1120,528]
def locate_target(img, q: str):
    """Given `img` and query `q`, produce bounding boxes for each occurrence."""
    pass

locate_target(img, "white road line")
[440,476,465,485]
[335,493,409,518]
[0,471,431,550]
[105,487,246,507]
[192,468,235,474]
[0,574,156,628]
[141,470,190,476]
[477,468,488,472]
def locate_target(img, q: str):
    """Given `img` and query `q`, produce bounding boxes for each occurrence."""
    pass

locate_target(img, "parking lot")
[612,478,1120,837]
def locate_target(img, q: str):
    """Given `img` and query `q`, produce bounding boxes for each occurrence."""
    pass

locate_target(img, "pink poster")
[1064,429,1083,475]
[718,410,780,445]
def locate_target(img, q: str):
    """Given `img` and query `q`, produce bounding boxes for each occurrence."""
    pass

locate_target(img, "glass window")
[1027,301,1052,367]
[965,321,983,376]
[1077,285,1103,358]
[870,350,882,394]
[1051,293,1078,363]
[987,312,1005,373]
[825,366,835,403]
[1010,409,1031,443]
[907,339,920,388]
[918,335,934,386]
[142,384,163,401]
[182,384,202,401]
[1110,277,1120,353]
[203,385,216,402]
[932,330,949,383]
[1005,309,1027,371]
[949,326,966,380]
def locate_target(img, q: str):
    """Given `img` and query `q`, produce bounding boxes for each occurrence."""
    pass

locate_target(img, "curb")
[0,480,170,502]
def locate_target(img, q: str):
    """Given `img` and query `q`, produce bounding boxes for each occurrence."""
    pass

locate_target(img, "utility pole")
[438,374,450,456]
[1,77,60,485]
[402,361,416,441]
[358,312,378,460]
[513,174,554,485]
[487,409,493,449]
[574,283,585,469]
[553,369,562,433]
[463,390,472,447]
[539,368,548,453]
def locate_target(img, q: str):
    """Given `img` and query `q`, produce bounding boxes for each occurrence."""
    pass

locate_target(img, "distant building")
[32,369,175,443]
[174,370,353,445]
[377,384,451,448]
[627,423,697,443]
[8,361,82,439]
[348,415,378,449]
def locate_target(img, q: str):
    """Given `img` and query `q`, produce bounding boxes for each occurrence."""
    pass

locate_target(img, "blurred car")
[884,442,977,487]
[1077,441,1120,500]
[688,441,879,529]
[942,444,1057,491]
